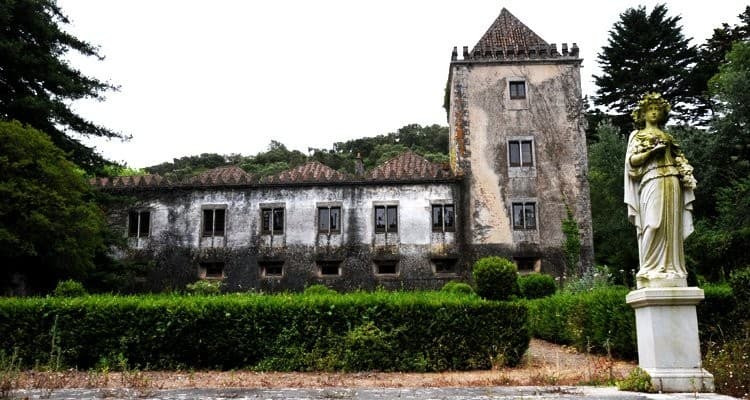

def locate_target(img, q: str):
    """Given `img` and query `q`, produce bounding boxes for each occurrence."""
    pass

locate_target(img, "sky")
[57,0,747,168]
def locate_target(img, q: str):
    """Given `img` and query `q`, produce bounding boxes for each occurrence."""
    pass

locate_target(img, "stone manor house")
[94,8,593,292]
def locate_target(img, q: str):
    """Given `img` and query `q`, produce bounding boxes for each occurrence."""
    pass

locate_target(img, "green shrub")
[53,280,87,297]
[440,281,475,296]
[617,367,654,392]
[703,327,750,398]
[472,256,519,301]
[303,284,337,295]
[0,292,529,371]
[184,280,221,295]
[730,267,750,309]
[698,284,737,343]
[518,274,556,299]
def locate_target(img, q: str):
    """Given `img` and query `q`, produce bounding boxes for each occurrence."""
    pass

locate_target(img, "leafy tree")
[594,4,698,132]
[0,0,124,172]
[240,141,307,176]
[0,121,105,293]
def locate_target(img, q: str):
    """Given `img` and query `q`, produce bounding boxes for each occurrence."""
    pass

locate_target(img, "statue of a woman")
[624,93,697,289]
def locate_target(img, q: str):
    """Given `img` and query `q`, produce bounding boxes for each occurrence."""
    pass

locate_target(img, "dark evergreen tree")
[594,4,698,133]
[0,0,124,172]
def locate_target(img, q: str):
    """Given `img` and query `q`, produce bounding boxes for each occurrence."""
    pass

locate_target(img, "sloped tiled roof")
[366,151,452,181]
[186,165,254,185]
[90,174,167,188]
[263,161,350,184]
[472,8,548,55]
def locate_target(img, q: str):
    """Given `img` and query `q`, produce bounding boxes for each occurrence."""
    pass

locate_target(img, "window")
[509,81,526,99]
[261,207,284,234]
[509,140,534,167]
[515,257,540,272]
[431,204,455,232]
[318,261,341,276]
[128,210,151,238]
[374,260,399,275]
[374,205,398,233]
[432,258,457,274]
[512,202,537,230]
[261,261,284,277]
[199,262,224,279]
[318,206,341,234]
[202,208,226,237]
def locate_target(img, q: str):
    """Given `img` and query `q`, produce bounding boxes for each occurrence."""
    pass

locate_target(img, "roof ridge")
[472,8,548,55]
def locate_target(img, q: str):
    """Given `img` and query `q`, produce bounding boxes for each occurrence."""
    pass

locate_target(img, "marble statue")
[624,93,697,289]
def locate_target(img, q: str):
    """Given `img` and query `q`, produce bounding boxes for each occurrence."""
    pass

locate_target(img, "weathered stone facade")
[97,8,593,291]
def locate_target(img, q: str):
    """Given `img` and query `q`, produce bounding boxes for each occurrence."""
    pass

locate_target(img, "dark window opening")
[318,206,341,233]
[202,208,226,237]
[128,211,151,238]
[261,261,284,277]
[432,204,455,232]
[509,140,534,167]
[261,207,284,234]
[515,257,539,272]
[512,202,537,230]
[374,260,399,275]
[200,262,224,279]
[375,205,398,233]
[433,259,457,274]
[318,261,341,276]
[509,81,526,99]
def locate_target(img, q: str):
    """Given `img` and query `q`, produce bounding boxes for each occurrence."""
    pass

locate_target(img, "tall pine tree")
[594,4,697,133]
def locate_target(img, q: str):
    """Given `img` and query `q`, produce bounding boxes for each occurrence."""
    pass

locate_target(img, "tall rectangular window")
[431,204,455,232]
[261,207,284,234]
[512,202,537,230]
[318,206,341,234]
[128,210,151,238]
[509,140,534,167]
[202,208,226,237]
[374,205,398,233]
[509,81,526,99]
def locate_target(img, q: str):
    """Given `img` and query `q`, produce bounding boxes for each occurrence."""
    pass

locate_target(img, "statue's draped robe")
[624,130,695,286]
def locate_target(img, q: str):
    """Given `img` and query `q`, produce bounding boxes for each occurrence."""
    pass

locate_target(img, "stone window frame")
[199,261,225,280]
[373,259,400,277]
[317,260,342,277]
[317,202,343,235]
[127,209,151,238]
[201,204,227,238]
[509,80,526,100]
[260,202,285,235]
[430,202,456,233]
[260,260,284,278]
[431,257,458,275]
[511,199,538,231]
[373,201,399,234]
[508,136,535,168]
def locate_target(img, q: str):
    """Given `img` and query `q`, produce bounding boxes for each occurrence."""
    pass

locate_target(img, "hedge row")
[525,285,738,360]
[0,291,529,371]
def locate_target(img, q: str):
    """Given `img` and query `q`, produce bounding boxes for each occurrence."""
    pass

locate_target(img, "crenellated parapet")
[451,42,579,62]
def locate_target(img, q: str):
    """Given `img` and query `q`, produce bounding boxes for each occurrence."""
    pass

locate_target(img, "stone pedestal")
[626,287,714,393]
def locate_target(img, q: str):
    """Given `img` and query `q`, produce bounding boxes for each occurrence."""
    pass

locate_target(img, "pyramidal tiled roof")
[366,151,452,181]
[472,8,548,54]
[263,161,350,184]
[187,165,254,185]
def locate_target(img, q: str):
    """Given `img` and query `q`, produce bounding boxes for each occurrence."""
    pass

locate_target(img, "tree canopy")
[0,0,124,172]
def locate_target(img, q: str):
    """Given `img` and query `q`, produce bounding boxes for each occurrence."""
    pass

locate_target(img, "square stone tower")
[447,8,593,275]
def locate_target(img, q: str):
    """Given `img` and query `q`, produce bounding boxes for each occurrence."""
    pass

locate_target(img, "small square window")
[512,202,537,230]
[431,204,455,232]
[374,260,399,275]
[261,261,284,277]
[318,206,341,234]
[261,207,284,234]
[200,262,224,279]
[509,81,526,99]
[202,208,226,237]
[509,140,534,167]
[432,258,457,274]
[515,257,540,272]
[128,210,151,238]
[318,261,341,276]
[375,205,398,233]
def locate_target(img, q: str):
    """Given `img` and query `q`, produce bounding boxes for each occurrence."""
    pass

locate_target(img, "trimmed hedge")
[518,274,556,299]
[0,291,529,371]
[526,285,740,360]
[472,256,519,301]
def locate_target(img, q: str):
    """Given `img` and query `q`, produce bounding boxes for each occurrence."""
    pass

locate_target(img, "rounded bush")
[518,274,556,299]
[441,281,475,296]
[53,279,87,297]
[303,284,337,295]
[472,256,519,301]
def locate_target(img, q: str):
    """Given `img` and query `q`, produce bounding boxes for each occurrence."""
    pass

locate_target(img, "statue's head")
[632,92,671,128]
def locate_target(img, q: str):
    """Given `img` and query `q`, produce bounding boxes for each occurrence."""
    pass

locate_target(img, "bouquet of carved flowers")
[632,135,669,155]
[675,155,697,189]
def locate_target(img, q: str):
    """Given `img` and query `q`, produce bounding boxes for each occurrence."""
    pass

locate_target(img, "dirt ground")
[16,339,636,390]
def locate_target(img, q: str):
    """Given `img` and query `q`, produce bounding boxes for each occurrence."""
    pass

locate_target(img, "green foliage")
[0,291,529,371]
[698,284,737,344]
[563,265,614,293]
[703,328,750,398]
[518,274,556,299]
[472,257,519,301]
[730,267,750,309]
[616,367,654,392]
[440,281,475,296]
[561,205,582,276]
[594,4,699,131]
[184,280,222,296]
[0,121,106,292]
[303,284,337,295]
[0,349,21,398]
[53,280,87,297]
[0,0,124,172]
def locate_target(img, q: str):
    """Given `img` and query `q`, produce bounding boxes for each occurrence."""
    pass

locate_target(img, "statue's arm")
[629,144,665,167]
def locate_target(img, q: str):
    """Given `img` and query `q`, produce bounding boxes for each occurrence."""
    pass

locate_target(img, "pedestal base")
[626,287,714,393]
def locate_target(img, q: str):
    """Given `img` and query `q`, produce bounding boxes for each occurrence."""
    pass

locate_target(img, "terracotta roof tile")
[90,174,167,188]
[263,161,350,184]
[186,165,255,185]
[472,8,548,56]
[366,151,452,181]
